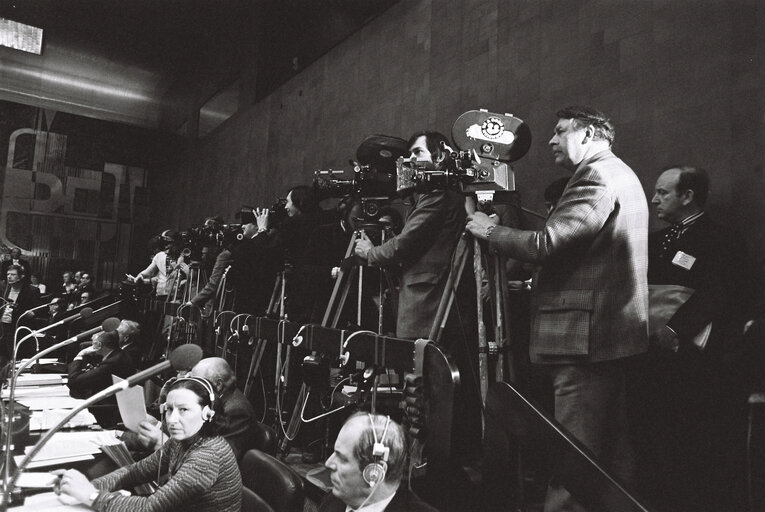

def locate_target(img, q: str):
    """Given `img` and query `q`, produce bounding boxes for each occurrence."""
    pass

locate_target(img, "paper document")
[16,472,57,488]
[15,374,64,387]
[112,375,147,431]
[17,396,86,411]
[3,384,71,399]
[9,491,91,511]
[30,409,97,431]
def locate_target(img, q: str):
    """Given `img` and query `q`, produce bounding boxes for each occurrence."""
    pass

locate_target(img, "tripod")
[427,192,524,507]
[322,223,393,331]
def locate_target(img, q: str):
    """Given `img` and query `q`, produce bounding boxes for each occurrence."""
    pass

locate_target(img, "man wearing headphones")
[322,412,437,512]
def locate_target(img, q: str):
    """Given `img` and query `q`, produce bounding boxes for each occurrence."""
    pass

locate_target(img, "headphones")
[362,414,391,486]
[160,376,217,422]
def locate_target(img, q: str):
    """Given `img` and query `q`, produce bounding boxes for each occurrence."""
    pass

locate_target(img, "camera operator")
[228,205,284,316]
[187,217,235,309]
[354,131,466,340]
[128,230,185,301]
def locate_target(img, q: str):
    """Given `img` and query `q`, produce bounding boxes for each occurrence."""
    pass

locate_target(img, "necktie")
[661,223,682,257]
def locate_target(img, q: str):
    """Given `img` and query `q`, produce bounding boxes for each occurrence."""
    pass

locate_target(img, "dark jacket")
[319,487,439,512]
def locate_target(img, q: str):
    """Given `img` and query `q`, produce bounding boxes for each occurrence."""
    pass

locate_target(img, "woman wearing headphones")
[52,377,242,512]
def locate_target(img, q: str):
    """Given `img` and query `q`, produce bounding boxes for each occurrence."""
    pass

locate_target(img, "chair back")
[249,422,277,456]
[242,486,275,512]
[240,449,305,512]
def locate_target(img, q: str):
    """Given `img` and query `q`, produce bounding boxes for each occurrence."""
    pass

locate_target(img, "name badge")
[672,250,696,270]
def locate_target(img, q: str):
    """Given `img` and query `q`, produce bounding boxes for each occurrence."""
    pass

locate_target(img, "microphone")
[13,307,94,360]
[19,299,64,319]
[5,344,203,507]
[123,344,202,387]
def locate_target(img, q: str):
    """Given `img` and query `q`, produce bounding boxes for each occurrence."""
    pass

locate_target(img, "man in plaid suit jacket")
[468,105,649,512]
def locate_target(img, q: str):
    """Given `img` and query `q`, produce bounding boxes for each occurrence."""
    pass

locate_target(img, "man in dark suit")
[1,264,41,363]
[635,165,753,511]
[468,106,649,512]
[354,131,466,340]
[321,412,438,512]
[68,330,136,427]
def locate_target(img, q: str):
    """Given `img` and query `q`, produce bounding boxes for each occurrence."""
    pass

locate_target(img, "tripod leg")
[322,233,357,326]
[278,383,309,458]
[428,234,470,343]
[331,266,357,329]
[244,338,267,399]
[474,239,489,405]
[492,256,505,383]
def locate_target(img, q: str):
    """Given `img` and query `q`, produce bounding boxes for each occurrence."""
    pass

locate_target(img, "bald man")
[126,357,256,460]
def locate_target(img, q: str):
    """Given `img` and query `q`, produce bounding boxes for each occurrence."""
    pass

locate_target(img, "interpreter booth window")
[198,79,240,138]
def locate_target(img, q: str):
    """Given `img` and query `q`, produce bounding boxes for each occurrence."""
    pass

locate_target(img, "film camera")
[395,110,531,202]
[313,135,408,224]
[236,199,288,229]
[177,221,244,260]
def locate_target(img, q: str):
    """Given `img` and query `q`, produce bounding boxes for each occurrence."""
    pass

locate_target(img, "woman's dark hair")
[287,185,320,217]
[165,377,225,437]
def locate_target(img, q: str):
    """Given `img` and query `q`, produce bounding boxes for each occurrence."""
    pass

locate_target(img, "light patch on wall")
[0,18,43,55]
[198,79,240,138]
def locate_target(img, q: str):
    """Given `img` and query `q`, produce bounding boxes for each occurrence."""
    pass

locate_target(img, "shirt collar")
[678,210,704,227]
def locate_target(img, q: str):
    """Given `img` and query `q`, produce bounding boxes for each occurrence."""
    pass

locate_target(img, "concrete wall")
[153,0,764,267]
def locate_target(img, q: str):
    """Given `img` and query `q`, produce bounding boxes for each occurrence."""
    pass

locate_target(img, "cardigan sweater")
[91,434,241,512]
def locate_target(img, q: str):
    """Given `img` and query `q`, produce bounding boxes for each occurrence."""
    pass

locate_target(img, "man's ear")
[581,125,594,144]
[681,189,695,205]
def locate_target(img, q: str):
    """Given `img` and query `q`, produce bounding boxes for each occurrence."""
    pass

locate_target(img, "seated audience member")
[77,272,96,296]
[67,330,136,426]
[29,272,47,294]
[53,376,242,512]
[77,289,93,306]
[61,271,77,294]
[126,357,255,460]
[116,319,144,367]
[321,412,437,512]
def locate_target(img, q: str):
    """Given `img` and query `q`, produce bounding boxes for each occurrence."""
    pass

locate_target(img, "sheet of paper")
[112,375,147,431]
[17,396,86,411]
[3,385,71,399]
[9,491,91,511]
[14,374,64,386]
[30,409,97,431]
[16,472,57,488]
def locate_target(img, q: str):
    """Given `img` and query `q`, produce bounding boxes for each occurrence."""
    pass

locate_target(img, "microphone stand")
[1,319,105,506]
[2,343,201,511]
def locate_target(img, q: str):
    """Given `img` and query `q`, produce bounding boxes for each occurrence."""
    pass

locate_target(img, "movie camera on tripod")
[313,134,409,226]
[395,110,532,208]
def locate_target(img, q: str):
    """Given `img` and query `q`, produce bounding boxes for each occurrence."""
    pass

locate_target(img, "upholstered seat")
[240,449,305,512]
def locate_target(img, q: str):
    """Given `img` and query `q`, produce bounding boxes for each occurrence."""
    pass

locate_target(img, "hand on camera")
[354,232,374,260]
[465,212,499,240]
[255,208,270,231]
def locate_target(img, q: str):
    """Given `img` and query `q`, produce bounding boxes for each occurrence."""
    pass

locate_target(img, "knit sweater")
[91,435,241,512]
